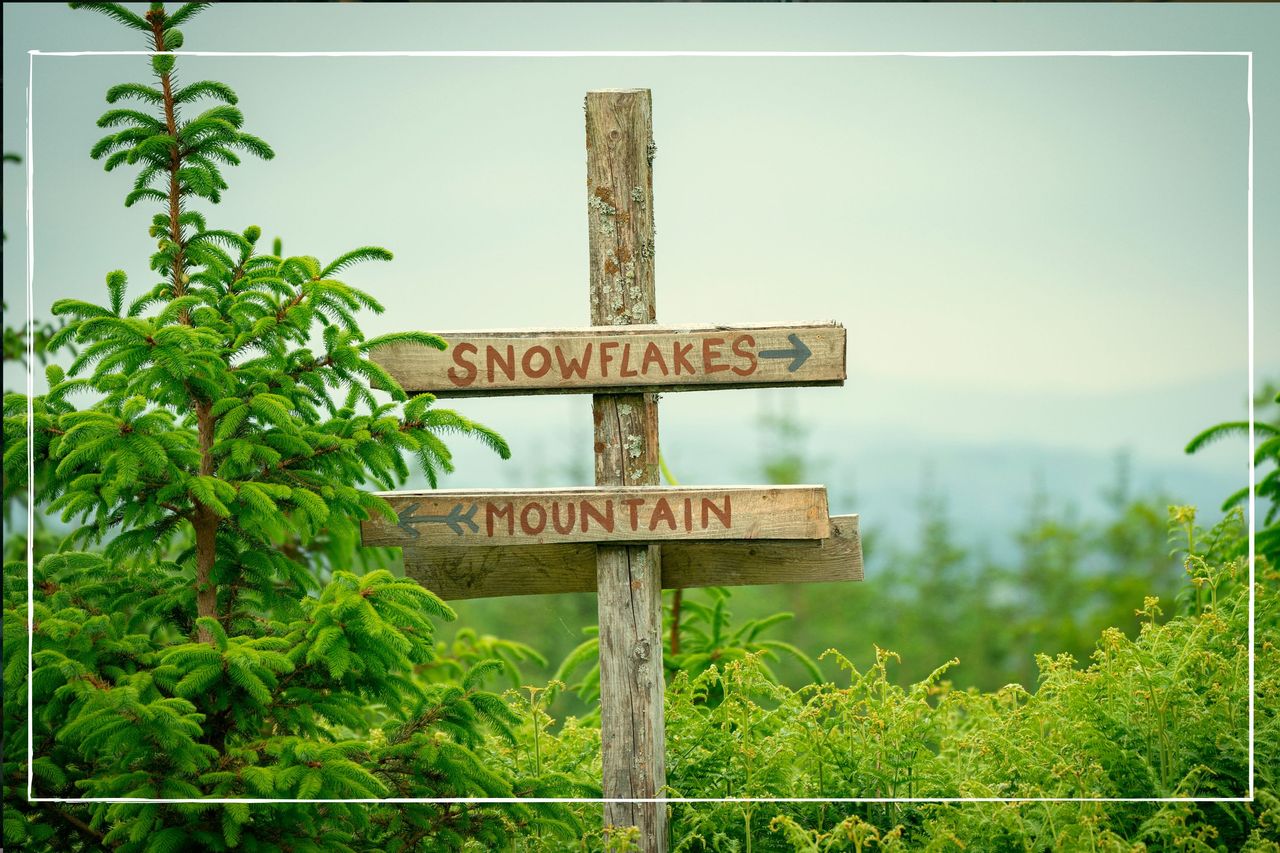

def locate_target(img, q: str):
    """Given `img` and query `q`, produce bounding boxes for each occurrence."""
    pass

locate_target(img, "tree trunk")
[193,401,218,642]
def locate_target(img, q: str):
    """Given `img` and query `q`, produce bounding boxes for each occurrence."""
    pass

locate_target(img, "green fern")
[1186,385,1280,563]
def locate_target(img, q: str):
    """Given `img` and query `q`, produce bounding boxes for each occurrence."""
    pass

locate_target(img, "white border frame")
[24,49,1255,807]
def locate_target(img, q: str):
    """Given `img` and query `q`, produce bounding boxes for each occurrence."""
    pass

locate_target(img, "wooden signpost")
[395,515,862,601]
[360,90,861,852]
[374,322,846,396]
[364,486,831,546]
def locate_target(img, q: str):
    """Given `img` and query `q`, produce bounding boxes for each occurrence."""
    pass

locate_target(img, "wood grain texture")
[371,322,846,396]
[662,514,861,590]
[587,88,666,848]
[401,515,862,600]
[361,486,830,547]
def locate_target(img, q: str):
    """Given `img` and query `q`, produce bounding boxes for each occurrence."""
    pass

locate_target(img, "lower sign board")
[362,485,830,547]
[397,515,862,600]
[370,322,846,397]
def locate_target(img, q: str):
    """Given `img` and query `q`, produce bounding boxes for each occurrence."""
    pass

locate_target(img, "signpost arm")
[586,89,667,849]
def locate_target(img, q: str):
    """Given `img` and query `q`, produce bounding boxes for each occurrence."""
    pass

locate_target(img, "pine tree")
[3,4,586,849]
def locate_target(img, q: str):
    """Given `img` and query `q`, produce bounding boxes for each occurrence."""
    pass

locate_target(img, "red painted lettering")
[731,334,757,377]
[701,496,731,530]
[519,502,547,535]
[619,343,639,377]
[683,497,693,532]
[672,341,695,375]
[447,342,478,387]
[622,497,645,529]
[486,502,514,536]
[522,345,552,379]
[580,500,615,533]
[556,343,593,379]
[703,336,729,374]
[486,345,516,382]
[600,341,619,377]
[649,497,677,531]
[551,502,576,534]
[641,341,669,376]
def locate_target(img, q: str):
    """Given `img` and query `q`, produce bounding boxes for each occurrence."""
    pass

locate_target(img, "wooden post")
[586,89,667,849]
[366,91,860,844]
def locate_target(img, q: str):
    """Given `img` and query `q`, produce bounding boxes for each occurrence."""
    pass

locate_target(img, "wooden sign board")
[371,322,846,397]
[363,91,860,851]
[399,515,862,600]
[362,485,830,547]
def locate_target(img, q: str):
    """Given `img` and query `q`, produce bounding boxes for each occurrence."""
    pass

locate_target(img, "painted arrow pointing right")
[758,333,813,372]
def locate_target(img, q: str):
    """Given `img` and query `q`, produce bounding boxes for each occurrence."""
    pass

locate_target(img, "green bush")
[2,4,1272,852]
[519,515,1274,851]
[3,3,583,849]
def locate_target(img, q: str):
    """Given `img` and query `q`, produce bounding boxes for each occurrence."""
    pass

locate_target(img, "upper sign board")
[371,322,846,397]
[362,485,830,548]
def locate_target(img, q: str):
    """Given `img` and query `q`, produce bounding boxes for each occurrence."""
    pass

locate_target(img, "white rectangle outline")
[24,49,1254,806]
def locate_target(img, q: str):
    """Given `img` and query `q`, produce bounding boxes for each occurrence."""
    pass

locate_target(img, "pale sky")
[4,2,1276,538]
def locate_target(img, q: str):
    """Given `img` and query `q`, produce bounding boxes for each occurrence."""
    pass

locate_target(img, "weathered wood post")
[585,89,667,848]
[364,87,861,853]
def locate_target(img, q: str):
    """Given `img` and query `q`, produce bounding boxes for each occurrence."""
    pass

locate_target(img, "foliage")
[522,510,1274,851]
[555,451,820,711]
[2,4,1270,852]
[2,4,583,850]
[717,453,1188,693]
[458,445,1192,721]
[1186,382,1280,565]
[556,587,819,713]
[424,626,549,692]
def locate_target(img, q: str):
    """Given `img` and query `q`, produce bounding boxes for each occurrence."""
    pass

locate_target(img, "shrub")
[3,3,584,849]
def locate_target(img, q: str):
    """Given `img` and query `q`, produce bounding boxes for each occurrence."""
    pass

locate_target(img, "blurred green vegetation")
[422,402,1223,730]
[520,515,1272,850]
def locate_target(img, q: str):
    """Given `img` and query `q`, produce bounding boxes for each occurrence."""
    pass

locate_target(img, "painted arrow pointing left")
[396,502,480,537]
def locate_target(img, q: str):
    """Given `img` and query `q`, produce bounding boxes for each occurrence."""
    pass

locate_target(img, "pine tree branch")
[264,443,342,478]
[275,290,307,323]
[271,657,319,695]
[41,805,105,844]
[234,352,334,382]
[405,807,455,850]
[159,500,191,519]
[286,354,334,380]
